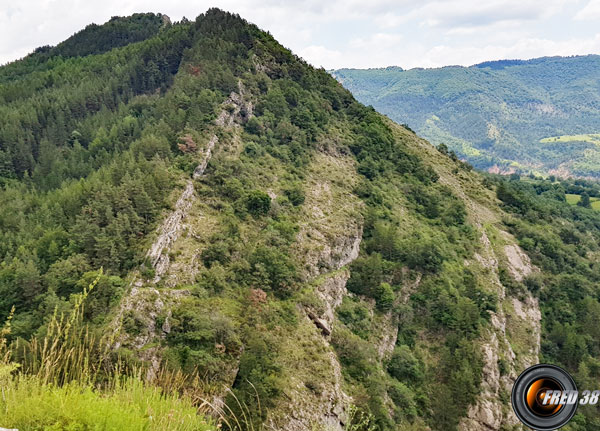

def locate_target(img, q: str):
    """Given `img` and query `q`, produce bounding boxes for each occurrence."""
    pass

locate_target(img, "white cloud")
[298,34,406,69]
[575,0,600,19]
[350,33,404,50]
[0,0,598,69]
[298,45,344,68]
[418,34,600,68]
[370,0,569,31]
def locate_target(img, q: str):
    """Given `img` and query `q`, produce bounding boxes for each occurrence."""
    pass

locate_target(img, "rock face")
[268,152,364,431]
[277,345,350,431]
[112,285,188,380]
[503,243,534,282]
[276,273,358,430]
[459,229,541,431]
[148,82,250,283]
[192,134,218,180]
[111,85,251,379]
[300,223,362,281]
[146,180,196,282]
[146,132,218,284]
[313,271,351,331]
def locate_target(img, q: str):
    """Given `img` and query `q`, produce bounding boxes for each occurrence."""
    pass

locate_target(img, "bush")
[249,246,297,297]
[337,297,372,339]
[347,253,385,297]
[578,193,591,208]
[283,185,305,206]
[387,345,423,383]
[195,263,229,293]
[388,380,417,419]
[201,241,231,267]
[245,117,263,135]
[245,190,271,216]
[227,332,283,426]
[365,222,401,262]
[402,236,445,273]
[76,271,124,321]
[331,326,378,382]
[523,273,544,294]
[375,282,394,311]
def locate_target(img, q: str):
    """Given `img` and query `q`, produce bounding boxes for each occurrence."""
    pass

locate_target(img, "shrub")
[388,380,417,419]
[195,263,229,293]
[245,117,263,135]
[577,193,591,208]
[337,297,372,339]
[201,241,231,267]
[523,273,544,294]
[347,253,384,297]
[283,185,305,206]
[249,246,297,297]
[76,271,124,321]
[375,282,394,311]
[222,178,244,200]
[331,326,377,382]
[245,190,271,216]
[358,156,379,179]
[365,222,401,262]
[387,345,423,383]
[402,236,445,273]
[227,332,283,426]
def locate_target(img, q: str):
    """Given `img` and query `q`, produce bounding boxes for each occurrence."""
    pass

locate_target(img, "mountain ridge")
[2,9,600,431]
[333,54,600,72]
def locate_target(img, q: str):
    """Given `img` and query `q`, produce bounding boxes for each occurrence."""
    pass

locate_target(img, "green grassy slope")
[333,56,600,177]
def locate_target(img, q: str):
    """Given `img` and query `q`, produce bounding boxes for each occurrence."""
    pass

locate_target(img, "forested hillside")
[1,9,600,431]
[333,56,600,177]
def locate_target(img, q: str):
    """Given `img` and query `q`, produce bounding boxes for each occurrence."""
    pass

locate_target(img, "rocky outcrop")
[112,284,189,380]
[146,133,218,283]
[270,153,363,431]
[503,243,534,282]
[459,229,541,431]
[461,332,504,431]
[146,181,196,282]
[193,134,218,179]
[161,14,171,26]
[300,224,362,281]
[216,81,252,127]
[313,270,351,331]
[278,244,360,431]
[147,82,251,283]
[308,310,332,336]
[375,272,422,361]
[406,131,543,431]
[111,85,252,378]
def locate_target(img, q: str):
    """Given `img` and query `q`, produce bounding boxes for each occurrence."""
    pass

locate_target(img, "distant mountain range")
[333,55,600,177]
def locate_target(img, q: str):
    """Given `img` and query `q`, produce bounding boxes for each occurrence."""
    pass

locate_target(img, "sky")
[2,0,600,69]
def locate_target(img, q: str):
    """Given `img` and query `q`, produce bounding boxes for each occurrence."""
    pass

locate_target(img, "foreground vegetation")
[0,277,215,431]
